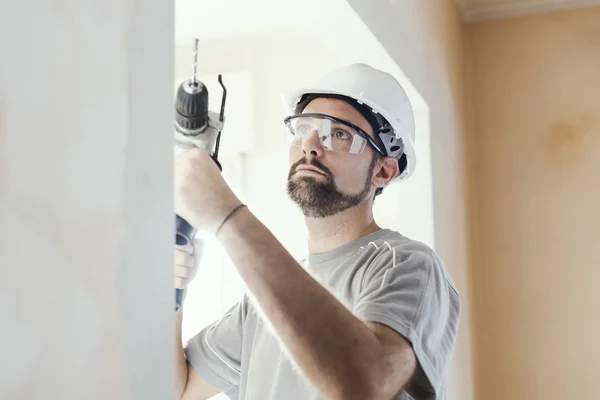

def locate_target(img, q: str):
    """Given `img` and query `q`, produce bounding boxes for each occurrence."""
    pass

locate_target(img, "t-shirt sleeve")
[184,294,249,397]
[352,245,461,396]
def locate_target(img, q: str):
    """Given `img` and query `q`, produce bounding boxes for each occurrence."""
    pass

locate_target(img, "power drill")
[174,38,227,310]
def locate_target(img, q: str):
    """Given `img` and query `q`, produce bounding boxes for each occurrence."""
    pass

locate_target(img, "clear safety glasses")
[283,113,386,156]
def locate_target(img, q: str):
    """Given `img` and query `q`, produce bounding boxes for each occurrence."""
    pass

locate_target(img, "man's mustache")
[289,157,333,179]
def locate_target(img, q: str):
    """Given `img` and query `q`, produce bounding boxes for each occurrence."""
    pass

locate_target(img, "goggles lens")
[284,114,367,154]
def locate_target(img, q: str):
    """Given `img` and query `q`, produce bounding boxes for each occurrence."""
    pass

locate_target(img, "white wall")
[0,2,175,399]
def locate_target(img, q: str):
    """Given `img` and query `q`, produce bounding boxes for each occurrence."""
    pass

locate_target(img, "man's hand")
[174,148,242,234]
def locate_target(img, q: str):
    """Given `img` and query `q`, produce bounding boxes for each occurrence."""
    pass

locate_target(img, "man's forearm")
[218,209,390,400]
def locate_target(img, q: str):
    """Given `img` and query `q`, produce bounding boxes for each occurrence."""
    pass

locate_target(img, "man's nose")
[301,130,324,157]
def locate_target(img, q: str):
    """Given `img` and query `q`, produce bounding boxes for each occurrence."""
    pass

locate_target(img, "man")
[174,63,460,400]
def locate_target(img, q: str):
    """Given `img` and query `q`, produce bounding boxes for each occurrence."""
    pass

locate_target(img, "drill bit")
[192,38,199,86]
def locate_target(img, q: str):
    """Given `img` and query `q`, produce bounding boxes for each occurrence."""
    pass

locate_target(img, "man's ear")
[372,156,399,190]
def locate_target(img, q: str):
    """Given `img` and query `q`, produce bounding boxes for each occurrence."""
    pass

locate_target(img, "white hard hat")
[282,63,416,181]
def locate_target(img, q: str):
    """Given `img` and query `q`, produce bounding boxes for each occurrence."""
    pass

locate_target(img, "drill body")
[174,76,226,248]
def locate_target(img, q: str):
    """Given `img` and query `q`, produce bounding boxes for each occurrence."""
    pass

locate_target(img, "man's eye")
[333,129,351,140]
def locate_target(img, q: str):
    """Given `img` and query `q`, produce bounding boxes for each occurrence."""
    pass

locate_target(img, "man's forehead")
[301,97,374,137]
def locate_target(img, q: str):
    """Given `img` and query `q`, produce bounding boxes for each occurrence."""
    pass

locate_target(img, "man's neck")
[304,203,381,254]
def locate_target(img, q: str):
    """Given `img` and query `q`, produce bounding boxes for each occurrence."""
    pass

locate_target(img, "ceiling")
[457,0,600,22]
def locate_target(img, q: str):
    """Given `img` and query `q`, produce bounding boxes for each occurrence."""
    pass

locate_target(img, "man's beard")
[286,155,377,218]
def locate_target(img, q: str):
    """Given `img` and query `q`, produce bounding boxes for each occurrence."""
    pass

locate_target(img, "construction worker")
[174,63,460,400]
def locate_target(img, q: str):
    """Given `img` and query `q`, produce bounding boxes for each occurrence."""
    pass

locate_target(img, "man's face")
[286,97,380,218]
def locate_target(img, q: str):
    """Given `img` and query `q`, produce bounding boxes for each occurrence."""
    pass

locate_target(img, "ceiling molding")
[462,0,600,22]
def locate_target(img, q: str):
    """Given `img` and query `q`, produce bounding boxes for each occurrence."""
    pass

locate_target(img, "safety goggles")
[283,113,386,156]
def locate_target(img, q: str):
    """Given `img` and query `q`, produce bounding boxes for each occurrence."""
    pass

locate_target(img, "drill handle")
[174,215,194,312]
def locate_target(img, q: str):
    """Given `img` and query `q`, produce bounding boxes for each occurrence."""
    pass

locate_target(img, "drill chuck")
[175,80,209,132]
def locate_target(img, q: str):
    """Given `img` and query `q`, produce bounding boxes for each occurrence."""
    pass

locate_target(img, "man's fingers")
[174,241,201,290]
[175,248,195,267]
[175,243,194,255]
[175,265,189,279]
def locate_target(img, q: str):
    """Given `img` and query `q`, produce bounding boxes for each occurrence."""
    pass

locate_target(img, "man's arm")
[176,309,220,400]
[217,208,417,400]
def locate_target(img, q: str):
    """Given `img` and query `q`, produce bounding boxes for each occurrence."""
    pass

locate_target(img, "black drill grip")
[175,154,222,311]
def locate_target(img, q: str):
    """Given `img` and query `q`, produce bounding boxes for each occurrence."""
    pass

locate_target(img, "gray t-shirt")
[184,229,460,399]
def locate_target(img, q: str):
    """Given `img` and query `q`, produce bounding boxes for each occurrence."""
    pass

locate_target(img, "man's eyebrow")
[330,121,353,129]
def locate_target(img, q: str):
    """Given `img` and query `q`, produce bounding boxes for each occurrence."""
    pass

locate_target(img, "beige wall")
[467,7,600,399]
